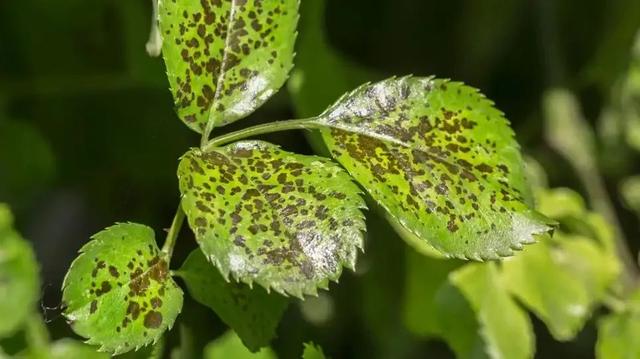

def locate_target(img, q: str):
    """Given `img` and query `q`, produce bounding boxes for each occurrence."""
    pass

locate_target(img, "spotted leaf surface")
[178,141,366,296]
[62,223,183,355]
[159,0,299,132]
[179,250,289,351]
[318,76,554,259]
[0,204,40,338]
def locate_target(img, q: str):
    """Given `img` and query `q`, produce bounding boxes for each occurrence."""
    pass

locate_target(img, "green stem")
[203,117,322,150]
[162,205,185,260]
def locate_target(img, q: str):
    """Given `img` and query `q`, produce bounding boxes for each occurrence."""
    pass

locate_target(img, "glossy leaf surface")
[62,223,183,354]
[178,141,366,296]
[159,0,299,132]
[179,250,289,351]
[318,76,553,259]
[0,204,40,338]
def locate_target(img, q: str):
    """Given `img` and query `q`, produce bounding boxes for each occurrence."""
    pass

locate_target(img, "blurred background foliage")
[1,0,640,358]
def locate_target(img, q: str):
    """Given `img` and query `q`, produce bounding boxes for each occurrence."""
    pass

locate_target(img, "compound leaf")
[0,204,40,339]
[204,331,276,359]
[451,262,534,359]
[159,0,299,132]
[318,76,554,259]
[62,223,183,355]
[178,141,366,297]
[178,250,289,351]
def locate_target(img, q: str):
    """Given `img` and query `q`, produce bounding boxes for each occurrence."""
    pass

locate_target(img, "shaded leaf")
[451,263,534,359]
[62,223,183,354]
[204,331,276,359]
[0,120,55,207]
[433,282,487,359]
[178,250,289,351]
[178,141,366,296]
[403,249,461,337]
[159,0,299,132]
[0,204,40,338]
[301,342,326,359]
[318,77,553,259]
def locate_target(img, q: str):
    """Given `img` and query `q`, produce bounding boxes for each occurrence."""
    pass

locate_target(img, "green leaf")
[178,141,366,296]
[178,250,289,351]
[403,249,461,337]
[433,282,487,359]
[620,176,640,214]
[451,263,535,359]
[48,339,109,359]
[503,233,617,340]
[596,291,640,359]
[204,331,276,359]
[0,204,40,338]
[0,120,56,207]
[318,76,553,259]
[536,187,586,220]
[159,0,299,132]
[62,223,183,355]
[301,342,326,359]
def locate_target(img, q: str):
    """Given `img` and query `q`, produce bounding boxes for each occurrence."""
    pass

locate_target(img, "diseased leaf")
[204,331,276,359]
[159,0,299,132]
[318,76,554,259]
[62,223,183,355]
[302,342,326,359]
[451,263,534,359]
[596,290,640,359]
[178,141,366,296]
[0,204,40,339]
[178,250,289,351]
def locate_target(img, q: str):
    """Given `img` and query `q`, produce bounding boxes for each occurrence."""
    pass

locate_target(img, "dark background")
[1,0,639,358]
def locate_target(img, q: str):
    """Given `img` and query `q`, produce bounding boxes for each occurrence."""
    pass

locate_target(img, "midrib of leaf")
[326,126,522,201]
[205,0,240,140]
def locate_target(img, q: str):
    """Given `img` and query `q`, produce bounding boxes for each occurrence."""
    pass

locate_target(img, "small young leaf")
[159,0,299,132]
[178,250,289,351]
[62,223,183,354]
[204,331,276,359]
[451,262,535,359]
[178,141,366,296]
[317,76,554,260]
[302,342,326,359]
[0,204,40,339]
